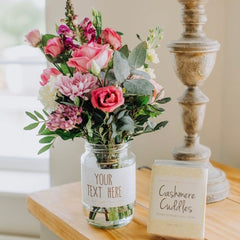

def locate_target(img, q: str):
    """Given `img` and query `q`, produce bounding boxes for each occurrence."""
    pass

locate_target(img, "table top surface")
[27,161,240,240]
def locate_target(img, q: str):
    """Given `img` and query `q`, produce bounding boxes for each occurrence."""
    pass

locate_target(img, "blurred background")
[0,0,239,239]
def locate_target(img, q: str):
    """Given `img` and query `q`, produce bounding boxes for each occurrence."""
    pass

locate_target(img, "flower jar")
[81,142,136,228]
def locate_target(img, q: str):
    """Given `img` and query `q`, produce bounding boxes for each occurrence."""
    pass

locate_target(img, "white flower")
[146,48,160,64]
[145,67,156,79]
[38,75,59,113]
[138,66,156,79]
[91,60,101,76]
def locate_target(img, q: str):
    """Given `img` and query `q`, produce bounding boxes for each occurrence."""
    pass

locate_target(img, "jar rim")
[85,141,130,152]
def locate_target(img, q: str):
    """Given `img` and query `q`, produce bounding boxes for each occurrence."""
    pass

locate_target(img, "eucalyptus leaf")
[128,41,147,69]
[38,144,52,155]
[26,111,38,121]
[118,116,135,132]
[24,122,39,130]
[119,45,129,58]
[130,70,150,80]
[113,51,130,83]
[124,79,154,95]
[106,115,113,124]
[117,110,126,119]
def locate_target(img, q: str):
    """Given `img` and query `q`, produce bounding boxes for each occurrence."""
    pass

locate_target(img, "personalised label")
[81,163,136,208]
[147,160,208,240]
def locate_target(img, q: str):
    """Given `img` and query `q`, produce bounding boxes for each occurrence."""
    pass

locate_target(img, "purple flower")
[79,18,96,42]
[46,105,82,131]
[63,37,78,50]
[57,25,74,38]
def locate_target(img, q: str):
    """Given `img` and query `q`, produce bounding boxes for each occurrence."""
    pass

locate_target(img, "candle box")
[147,160,208,240]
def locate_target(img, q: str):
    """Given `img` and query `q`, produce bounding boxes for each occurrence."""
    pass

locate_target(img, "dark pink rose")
[91,86,124,112]
[40,68,61,86]
[43,37,64,58]
[67,42,113,73]
[102,28,122,50]
[25,29,41,47]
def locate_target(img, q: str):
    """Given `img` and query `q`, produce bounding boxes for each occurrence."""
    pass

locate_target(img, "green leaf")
[60,63,70,75]
[118,116,135,132]
[151,105,165,112]
[106,115,113,125]
[86,117,93,138]
[119,45,129,58]
[156,97,171,104]
[124,79,154,95]
[135,95,150,107]
[113,51,130,83]
[24,122,39,130]
[116,31,124,36]
[130,69,150,80]
[38,124,46,134]
[74,97,80,107]
[34,111,45,120]
[43,109,49,117]
[26,111,38,121]
[135,114,149,125]
[42,34,56,46]
[128,41,147,69]
[38,144,52,155]
[117,110,126,119]
[154,121,168,130]
[39,136,55,144]
[111,122,118,138]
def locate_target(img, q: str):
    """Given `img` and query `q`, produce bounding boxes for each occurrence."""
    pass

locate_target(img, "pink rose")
[91,86,124,112]
[25,29,41,47]
[102,28,122,50]
[150,79,164,102]
[43,37,64,58]
[40,68,61,86]
[67,42,113,73]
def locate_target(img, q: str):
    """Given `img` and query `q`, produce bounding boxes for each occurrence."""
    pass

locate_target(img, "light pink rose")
[67,42,113,73]
[43,37,64,58]
[150,79,164,102]
[40,68,61,86]
[25,29,41,47]
[91,86,124,112]
[102,28,122,50]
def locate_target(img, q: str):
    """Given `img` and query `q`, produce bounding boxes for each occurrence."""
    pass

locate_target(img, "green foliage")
[128,41,147,69]
[113,51,130,83]
[124,79,154,95]
[92,8,102,39]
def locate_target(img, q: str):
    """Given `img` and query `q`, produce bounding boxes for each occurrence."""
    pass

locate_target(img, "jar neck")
[85,142,129,154]
[85,142,130,167]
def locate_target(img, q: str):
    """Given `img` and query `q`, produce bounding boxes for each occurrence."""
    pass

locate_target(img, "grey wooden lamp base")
[168,0,229,203]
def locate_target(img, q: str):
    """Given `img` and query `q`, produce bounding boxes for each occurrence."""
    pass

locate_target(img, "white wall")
[46,0,239,184]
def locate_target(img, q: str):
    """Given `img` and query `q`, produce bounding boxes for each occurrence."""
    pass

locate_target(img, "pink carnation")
[46,105,82,131]
[56,72,98,101]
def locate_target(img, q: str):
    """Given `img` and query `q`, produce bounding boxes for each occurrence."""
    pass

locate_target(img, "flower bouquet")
[25,0,170,228]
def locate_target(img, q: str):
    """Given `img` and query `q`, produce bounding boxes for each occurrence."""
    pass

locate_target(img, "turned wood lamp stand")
[168,0,229,203]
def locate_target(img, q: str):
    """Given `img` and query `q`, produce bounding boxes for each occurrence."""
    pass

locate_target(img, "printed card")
[147,160,208,240]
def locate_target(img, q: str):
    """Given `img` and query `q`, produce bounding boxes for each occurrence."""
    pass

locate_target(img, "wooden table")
[27,162,240,240]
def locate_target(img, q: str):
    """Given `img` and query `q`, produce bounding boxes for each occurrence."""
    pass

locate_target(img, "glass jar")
[81,142,136,228]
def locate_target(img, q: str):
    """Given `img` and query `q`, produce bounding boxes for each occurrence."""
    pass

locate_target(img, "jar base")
[83,203,134,229]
